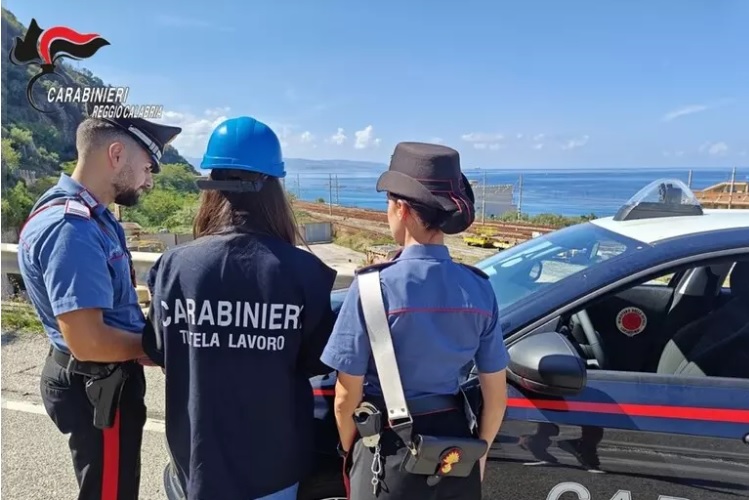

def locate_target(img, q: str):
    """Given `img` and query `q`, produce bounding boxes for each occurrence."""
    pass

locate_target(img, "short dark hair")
[76,118,136,158]
[388,193,451,231]
[193,168,306,247]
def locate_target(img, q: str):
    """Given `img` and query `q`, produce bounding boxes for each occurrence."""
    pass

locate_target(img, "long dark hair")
[193,168,306,247]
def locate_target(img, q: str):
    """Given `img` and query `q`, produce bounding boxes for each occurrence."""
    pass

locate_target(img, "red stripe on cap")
[101,409,120,500]
[312,389,749,423]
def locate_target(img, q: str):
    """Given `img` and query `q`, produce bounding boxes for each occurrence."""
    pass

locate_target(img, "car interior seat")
[656,260,749,379]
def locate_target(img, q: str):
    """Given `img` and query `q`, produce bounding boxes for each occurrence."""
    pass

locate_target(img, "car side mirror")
[507,330,586,396]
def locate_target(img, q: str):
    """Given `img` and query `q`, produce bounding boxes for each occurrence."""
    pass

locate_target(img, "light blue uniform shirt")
[17,174,145,354]
[321,243,508,399]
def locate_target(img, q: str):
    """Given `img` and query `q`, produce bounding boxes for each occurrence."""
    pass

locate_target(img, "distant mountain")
[185,157,203,172]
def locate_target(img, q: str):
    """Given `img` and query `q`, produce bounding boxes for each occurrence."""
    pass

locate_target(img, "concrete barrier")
[301,222,333,244]
[1,242,354,304]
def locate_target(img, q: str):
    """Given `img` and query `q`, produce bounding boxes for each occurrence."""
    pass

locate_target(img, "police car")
[301,179,749,500]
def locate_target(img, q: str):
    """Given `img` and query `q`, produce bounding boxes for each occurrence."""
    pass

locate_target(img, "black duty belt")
[49,347,118,378]
[364,393,461,418]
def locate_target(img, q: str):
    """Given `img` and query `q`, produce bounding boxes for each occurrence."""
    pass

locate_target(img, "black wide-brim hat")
[84,99,181,174]
[376,142,476,234]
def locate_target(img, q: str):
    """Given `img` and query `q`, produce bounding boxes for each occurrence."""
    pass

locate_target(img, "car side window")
[563,257,749,381]
[643,272,675,286]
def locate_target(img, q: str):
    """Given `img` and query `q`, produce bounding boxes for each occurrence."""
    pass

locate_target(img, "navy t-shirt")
[142,230,337,499]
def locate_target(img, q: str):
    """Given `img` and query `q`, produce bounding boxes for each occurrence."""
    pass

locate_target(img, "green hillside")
[1,8,198,235]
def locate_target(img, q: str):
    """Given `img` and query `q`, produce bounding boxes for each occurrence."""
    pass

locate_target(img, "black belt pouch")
[401,435,488,478]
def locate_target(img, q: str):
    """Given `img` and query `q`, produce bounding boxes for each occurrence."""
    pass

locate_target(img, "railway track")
[295,202,496,263]
[294,201,557,238]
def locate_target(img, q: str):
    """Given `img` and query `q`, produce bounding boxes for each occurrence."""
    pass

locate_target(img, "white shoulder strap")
[357,270,412,424]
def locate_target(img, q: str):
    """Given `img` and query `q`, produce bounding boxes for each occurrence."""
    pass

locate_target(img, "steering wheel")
[570,309,606,368]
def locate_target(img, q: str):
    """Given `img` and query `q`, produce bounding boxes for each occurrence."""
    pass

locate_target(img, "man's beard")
[114,187,141,207]
[112,162,142,207]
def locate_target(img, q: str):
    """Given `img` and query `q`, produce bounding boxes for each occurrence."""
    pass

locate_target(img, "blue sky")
[6,0,749,169]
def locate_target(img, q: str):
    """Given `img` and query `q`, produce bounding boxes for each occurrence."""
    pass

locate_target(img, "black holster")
[49,347,129,429]
[84,364,128,429]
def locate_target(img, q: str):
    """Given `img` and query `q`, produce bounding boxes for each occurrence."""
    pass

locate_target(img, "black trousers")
[40,351,147,500]
[344,409,482,500]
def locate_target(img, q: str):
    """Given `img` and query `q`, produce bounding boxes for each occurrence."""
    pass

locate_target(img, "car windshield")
[475,222,641,313]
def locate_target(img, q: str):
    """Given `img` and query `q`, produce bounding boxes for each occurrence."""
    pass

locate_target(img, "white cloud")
[472,142,504,150]
[662,104,709,122]
[561,135,589,150]
[461,132,504,144]
[462,131,586,152]
[153,108,318,157]
[354,125,381,149]
[329,128,347,145]
[709,142,729,156]
[429,137,444,144]
[661,99,734,122]
[461,132,505,152]
[154,107,231,158]
[698,141,729,156]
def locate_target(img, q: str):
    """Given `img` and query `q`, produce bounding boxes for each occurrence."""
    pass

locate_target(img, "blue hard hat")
[200,116,286,178]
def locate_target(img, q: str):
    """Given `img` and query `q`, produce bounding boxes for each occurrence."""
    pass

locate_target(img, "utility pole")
[687,169,693,189]
[482,170,486,224]
[517,174,523,220]
[329,173,333,215]
[728,166,736,209]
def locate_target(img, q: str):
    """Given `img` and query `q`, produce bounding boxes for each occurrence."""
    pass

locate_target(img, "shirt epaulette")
[458,262,489,279]
[355,260,398,275]
[63,199,91,220]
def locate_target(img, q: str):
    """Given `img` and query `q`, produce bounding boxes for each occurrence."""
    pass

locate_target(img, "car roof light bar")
[613,178,704,221]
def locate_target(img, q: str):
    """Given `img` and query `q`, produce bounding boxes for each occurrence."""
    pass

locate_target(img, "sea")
[197,159,748,218]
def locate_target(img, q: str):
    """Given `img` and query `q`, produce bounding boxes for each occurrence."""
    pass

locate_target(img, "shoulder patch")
[459,263,489,279]
[63,199,91,219]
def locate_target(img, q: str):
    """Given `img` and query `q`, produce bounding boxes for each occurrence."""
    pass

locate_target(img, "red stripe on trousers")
[101,409,120,500]
[342,457,350,500]
[311,389,749,423]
